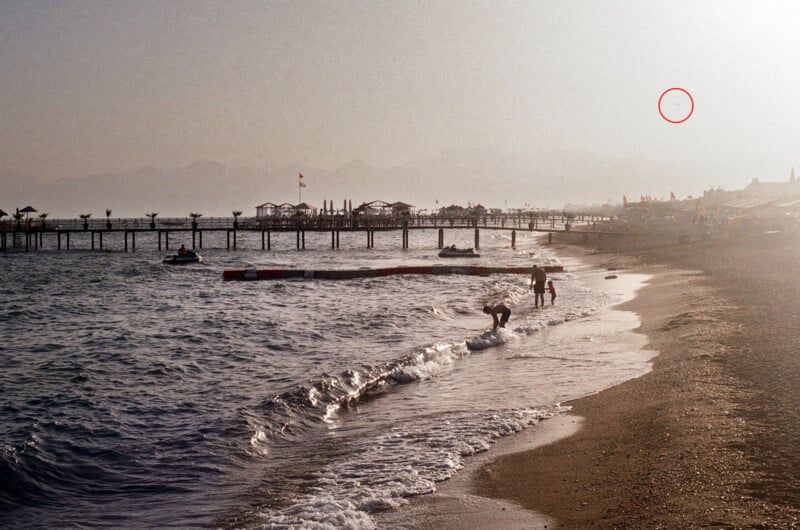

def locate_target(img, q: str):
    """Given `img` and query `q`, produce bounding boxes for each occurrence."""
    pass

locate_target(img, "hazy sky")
[2,0,800,195]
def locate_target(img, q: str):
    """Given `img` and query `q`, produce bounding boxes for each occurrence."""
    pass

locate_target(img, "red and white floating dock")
[222,265,564,281]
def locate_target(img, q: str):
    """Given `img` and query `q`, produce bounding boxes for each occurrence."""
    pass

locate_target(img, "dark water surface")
[1,230,651,528]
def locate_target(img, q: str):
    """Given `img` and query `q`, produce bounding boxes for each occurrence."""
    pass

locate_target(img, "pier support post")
[233,229,237,250]
[296,229,300,250]
[331,230,335,249]
[91,231,95,250]
[57,232,61,250]
[165,232,169,251]
[474,228,480,250]
[67,232,70,250]
[262,231,265,250]
[438,228,444,249]
[548,232,552,244]
[132,231,136,251]
[199,231,202,249]
[511,229,516,249]
[99,231,103,250]
[302,230,305,250]
[227,230,230,250]
[158,231,162,251]
[124,231,128,252]
[192,231,196,250]
[336,230,339,249]
[267,231,270,250]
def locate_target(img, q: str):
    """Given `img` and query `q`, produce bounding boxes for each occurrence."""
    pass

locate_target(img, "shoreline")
[375,242,657,529]
[474,231,800,527]
[382,227,800,528]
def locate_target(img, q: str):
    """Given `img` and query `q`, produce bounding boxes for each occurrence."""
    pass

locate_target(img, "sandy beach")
[473,227,800,528]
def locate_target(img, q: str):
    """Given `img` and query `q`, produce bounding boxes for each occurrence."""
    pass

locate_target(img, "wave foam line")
[251,342,469,453]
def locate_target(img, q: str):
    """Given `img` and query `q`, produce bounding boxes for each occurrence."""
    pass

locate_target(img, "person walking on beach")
[483,304,511,330]
[548,280,556,306]
[529,264,547,308]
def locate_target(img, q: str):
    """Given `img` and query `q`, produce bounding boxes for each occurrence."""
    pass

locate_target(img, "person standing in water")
[529,264,547,308]
[548,279,556,306]
[483,304,511,330]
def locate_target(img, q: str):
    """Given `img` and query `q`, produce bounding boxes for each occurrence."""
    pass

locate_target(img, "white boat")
[438,246,480,258]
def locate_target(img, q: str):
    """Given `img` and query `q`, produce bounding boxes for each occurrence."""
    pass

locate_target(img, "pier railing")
[2,213,599,232]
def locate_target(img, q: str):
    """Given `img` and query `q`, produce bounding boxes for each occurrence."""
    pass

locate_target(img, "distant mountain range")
[0,149,692,218]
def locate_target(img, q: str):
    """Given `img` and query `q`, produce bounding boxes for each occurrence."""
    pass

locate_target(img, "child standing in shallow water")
[548,280,556,305]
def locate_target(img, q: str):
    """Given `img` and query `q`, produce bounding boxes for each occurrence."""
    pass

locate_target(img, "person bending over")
[483,304,511,330]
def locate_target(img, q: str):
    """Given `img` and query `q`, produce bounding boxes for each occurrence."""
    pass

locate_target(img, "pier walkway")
[0,213,613,252]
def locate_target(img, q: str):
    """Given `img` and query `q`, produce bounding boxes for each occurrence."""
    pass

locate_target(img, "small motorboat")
[163,250,202,264]
[438,246,481,258]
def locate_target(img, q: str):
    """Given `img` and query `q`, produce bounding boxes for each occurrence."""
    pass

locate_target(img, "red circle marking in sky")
[658,87,694,124]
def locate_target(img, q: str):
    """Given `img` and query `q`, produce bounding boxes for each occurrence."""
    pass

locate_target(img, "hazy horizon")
[3,0,800,214]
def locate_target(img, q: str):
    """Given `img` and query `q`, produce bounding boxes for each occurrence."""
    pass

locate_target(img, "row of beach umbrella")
[0,206,37,219]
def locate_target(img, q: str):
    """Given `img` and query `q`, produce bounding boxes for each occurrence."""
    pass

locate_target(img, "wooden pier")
[0,213,610,253]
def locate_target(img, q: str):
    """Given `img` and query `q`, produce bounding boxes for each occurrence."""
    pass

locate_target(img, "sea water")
[0,229,652,528]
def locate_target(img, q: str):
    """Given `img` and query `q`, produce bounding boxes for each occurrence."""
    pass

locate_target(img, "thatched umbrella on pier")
[0,208,7,218]
[20,205,37,219]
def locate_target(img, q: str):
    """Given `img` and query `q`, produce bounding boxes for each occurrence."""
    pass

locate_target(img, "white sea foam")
[255,407,561,528]
[465,328,512,350]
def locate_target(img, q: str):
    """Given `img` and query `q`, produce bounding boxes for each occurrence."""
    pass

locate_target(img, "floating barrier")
[222,265,564,281]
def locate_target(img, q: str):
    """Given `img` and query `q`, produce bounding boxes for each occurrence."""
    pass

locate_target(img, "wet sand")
[473,228,800,527]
